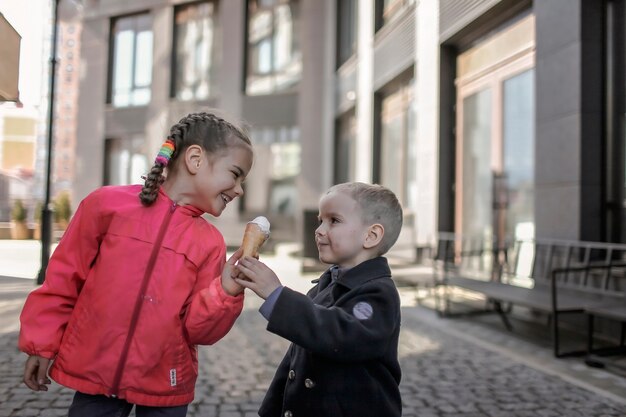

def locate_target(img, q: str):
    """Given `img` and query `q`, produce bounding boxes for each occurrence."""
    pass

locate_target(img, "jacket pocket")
[167,327,196,393]
[55,303,93,373]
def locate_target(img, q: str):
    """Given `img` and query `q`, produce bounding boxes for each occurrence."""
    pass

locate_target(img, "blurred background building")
[0,11,22,221]
[0,0,79,229]
[1,0,625,255]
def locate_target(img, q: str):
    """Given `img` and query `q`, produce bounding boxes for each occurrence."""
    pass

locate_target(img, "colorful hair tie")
[155,139,175,166]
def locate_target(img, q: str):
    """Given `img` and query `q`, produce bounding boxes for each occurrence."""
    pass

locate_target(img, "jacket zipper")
[109,201,177,397]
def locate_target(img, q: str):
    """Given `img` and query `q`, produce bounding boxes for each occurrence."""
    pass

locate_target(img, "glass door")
[460,88,493,241]
[455,14,536,251]
[503,69,535,241]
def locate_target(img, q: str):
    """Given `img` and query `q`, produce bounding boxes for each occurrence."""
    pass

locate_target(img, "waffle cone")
[241,223,269,257]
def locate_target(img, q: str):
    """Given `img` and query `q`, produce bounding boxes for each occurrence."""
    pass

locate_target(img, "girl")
[19,111,253,417]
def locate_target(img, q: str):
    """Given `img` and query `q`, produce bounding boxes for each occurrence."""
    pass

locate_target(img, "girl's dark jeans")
[68,391,189,417]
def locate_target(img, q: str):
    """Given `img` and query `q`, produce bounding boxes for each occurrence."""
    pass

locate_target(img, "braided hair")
[139,111,252,206]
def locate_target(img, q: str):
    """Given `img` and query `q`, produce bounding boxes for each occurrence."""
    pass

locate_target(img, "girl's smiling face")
[193,143,253,216]
[315,191,371,268]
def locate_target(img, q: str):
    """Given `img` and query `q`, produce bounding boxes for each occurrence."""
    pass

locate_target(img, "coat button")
[304,378,315,388]
[284,411,293,417]
[288,370,295,380]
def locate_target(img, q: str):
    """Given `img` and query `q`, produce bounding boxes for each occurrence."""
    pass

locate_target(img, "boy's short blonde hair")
[327,182,403,255]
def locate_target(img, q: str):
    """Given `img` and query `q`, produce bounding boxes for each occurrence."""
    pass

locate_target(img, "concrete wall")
[534,0,604,241]
[74,14,107,203]
[414,0,440,247]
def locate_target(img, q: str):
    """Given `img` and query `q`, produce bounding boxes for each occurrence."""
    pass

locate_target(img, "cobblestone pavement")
[1,243,626,416]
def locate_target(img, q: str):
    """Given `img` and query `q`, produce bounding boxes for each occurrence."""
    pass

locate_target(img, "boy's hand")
[23,355,51,391]
[234,256,282,299]
[221,248,245,296]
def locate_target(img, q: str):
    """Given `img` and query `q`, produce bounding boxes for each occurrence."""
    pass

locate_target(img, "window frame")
[455,46,535,242]
[336,0,357,69]
[244,0,302,95]
[107,11,153,107]
[103,136,148,186]
[373,70,414,206]
[374,0,415,32]
[170,0,219,101]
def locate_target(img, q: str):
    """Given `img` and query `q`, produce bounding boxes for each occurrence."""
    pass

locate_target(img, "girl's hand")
[23,355,51,391]
[234,256,282,299]
[221,248,245,296]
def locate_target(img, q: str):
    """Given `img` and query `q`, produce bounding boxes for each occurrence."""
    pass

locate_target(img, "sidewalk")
[1,240,626,416]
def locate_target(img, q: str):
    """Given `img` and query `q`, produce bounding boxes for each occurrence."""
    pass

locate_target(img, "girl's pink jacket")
[19,185,244,407]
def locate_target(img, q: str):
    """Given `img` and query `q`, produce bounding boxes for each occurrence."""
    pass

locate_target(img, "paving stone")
[2,263,626,417]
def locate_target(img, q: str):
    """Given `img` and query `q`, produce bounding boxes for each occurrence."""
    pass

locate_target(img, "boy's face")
[315,191,371,269]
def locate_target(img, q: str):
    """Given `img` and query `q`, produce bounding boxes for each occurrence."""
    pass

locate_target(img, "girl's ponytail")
[139,139,175,206]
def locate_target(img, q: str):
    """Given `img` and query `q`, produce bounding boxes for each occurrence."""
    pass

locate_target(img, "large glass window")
[378,76,414,206]
[172,1,218,101]
[245,126,301,215]
[109,13,153,107]
[269,142,300,215]
[503,69,535,240]
[246,0,302,95]
[336,0,357,68]
[461,89,493,240]
[104,136,148,185]
[455,14,535,242]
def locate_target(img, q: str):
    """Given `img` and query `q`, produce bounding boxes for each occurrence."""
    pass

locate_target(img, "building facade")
[72,0,626,252]
[52,16,82,196]
[0,107,38,221]
[437,0,625,247]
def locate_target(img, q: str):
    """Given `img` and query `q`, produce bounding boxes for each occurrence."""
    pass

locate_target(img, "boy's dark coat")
[259,257,402,417]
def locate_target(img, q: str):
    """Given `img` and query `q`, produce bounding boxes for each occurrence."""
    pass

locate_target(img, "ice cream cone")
[241,216,271,257]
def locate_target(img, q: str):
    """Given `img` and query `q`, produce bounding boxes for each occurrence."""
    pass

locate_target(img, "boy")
[235,182,403,417]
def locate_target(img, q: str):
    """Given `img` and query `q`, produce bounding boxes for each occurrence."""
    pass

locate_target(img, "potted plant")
[54,192,72,230]
[11,199,30,240]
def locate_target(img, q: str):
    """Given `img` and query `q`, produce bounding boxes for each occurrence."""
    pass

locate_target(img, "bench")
[583,288,626,371]
[433,233,626,357]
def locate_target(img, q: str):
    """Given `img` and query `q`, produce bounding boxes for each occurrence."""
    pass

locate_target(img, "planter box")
[11,221,31,240]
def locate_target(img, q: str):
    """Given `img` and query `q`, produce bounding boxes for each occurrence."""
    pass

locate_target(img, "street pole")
[37,0,60,285]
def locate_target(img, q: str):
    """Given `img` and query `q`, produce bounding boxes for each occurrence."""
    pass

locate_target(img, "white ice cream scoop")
[241,216,271,257]
[248,216,271,235]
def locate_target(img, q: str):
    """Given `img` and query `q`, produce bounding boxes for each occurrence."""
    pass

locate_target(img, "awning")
[0,13,21,102]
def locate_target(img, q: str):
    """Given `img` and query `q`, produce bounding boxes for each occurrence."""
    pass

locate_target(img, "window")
[377,76,415,207]
[246,0,302,95]
[375,0,415,31]
[336,0,357,68]
[460,88,493,240]
[172,1,218,101]
[109,13,153,107]
[104,136,148,186]
[268,142,300,215]
[502,70,535,240]
[455,14,535,242]
[246,126,300,215]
